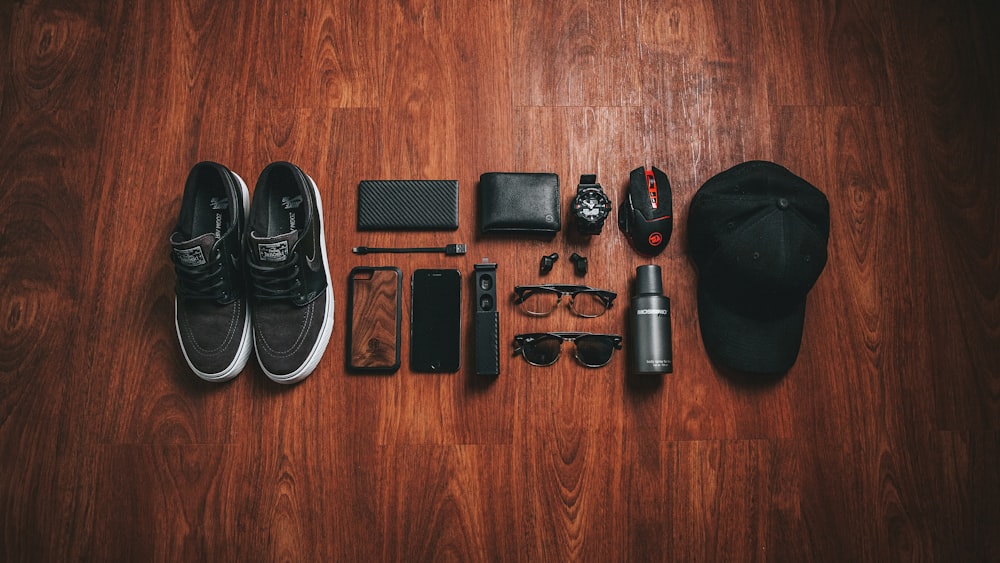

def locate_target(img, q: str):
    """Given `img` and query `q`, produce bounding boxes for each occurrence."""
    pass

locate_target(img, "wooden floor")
[2,1,998,561]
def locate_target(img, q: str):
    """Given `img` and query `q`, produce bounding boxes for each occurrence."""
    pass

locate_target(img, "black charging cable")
[352,244,467,256]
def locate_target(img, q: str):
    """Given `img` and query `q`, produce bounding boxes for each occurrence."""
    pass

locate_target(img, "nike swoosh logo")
[305,235,321,271]
[304,195,323,272]
[282,195,303,209]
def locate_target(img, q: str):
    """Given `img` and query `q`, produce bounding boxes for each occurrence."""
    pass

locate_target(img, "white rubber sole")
[258,172,334,384]
[176,170,254,383]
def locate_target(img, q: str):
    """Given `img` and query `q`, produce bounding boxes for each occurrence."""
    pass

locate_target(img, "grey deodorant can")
[630,265,673,374]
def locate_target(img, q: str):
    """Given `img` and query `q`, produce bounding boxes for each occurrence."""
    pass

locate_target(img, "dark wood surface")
[2,1,997,561]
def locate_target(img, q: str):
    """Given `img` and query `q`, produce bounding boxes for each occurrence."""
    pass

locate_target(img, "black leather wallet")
[478,172,561,235]
[357,180,459,230]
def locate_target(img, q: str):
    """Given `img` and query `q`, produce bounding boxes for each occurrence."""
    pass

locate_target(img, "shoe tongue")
[250,230,300,263]
[171,232,217,267]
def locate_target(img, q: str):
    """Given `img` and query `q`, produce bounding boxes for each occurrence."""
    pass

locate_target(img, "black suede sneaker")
[247,162,334,384]
[171,162,253,382]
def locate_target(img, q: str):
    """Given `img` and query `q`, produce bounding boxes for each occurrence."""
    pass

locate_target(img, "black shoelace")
[248,254,302,300]
[172,251,229,301]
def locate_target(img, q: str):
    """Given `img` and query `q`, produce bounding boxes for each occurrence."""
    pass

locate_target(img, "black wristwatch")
[572,174,611,235]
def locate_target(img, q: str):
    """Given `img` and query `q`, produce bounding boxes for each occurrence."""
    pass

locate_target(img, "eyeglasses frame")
[512,284,618,318]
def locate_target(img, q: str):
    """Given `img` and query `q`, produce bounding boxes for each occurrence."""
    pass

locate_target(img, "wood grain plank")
[379,445,518,561]
[378,0,514,177]
[0,4,8,108]
[511,425,630,561]
[0,3,109,560]
[665,440,771,562]
[620,410,665,561]
[5,4,104,112]
[757,0,891,106]
[638,0,748,61]
[233,369,386,561]
[513,0,642,107]
[253,0,382,109]
[89,445,240,562]
[886,1,1000,430]
[936,431,1000,561]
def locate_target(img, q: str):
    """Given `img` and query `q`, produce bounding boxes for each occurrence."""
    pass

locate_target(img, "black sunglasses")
[513,332,623,368]
[513,284,617,318]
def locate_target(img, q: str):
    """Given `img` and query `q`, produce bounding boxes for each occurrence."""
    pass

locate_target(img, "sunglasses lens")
[569,292,609,317]
[519,291,559,316]
[521,336,562,366]
[574,336,616,367]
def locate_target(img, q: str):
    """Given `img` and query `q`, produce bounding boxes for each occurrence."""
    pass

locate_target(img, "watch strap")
[577,174,599,196]
[579,205,606,233]
[574,175,607,235]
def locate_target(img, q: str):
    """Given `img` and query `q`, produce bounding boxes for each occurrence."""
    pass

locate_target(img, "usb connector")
[444,244,466,256]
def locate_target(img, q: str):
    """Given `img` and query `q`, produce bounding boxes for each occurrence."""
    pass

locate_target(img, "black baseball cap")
[688,161,830,374]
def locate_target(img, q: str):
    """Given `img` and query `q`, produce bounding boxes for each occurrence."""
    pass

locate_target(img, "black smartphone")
[411,269,462,372]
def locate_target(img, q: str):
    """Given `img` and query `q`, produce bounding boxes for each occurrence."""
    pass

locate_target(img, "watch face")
[574,189,610,221]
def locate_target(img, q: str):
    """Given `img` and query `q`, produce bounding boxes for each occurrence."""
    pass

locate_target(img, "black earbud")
[539,252,559,275]
[570,253,588,276]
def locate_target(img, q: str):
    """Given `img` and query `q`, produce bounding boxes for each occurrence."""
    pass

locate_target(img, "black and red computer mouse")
[618,166,673,256]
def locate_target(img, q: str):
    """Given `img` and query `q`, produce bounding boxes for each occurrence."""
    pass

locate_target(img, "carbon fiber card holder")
[357,180,459,230]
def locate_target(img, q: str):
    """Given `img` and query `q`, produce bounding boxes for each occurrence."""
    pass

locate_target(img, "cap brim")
[696,283,807,374]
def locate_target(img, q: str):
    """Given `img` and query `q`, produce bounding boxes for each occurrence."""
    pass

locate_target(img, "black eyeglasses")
[513,332,623,368]
[513,284,617,318]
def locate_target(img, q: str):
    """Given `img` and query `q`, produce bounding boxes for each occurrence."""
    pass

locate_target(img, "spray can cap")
[635,264,663,295]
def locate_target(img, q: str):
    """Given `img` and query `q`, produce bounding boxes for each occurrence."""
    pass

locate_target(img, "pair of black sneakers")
[170,161,334,384]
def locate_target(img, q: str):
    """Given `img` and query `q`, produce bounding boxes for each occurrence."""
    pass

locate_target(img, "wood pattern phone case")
[347,267,401,373]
